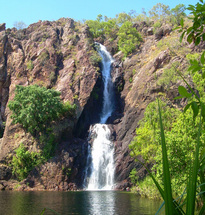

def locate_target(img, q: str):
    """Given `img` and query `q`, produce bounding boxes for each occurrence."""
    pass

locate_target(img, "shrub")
[11,143,41,181]
[130,96,205,197]
[117,21,142,57]
[8,85,74,135]
[89,50,102,66]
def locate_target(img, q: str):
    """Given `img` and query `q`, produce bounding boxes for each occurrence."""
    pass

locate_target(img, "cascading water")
[85,43,115,190]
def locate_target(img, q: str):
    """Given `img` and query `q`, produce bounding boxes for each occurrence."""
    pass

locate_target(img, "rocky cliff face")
[0,19,102,190]
[0,19,193,191]
[106,24,192,189]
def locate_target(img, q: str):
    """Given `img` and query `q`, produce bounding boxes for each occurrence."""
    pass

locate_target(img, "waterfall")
[85,43,115,190]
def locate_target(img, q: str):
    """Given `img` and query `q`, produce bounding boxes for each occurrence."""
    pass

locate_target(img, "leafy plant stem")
[157,98,175,214]
[186,110,202,214]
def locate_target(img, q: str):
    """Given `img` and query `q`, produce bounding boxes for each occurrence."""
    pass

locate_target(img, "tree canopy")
[8,85,75,135]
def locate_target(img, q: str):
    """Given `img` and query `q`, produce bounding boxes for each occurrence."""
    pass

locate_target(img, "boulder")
[155,24,172,40]
[147,27,154,35]
[0,165,12,180]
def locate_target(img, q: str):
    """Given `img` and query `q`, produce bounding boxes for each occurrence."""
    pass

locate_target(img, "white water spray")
[86,43,115,190]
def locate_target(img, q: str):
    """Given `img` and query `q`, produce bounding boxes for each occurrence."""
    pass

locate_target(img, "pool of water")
[0,190,164,215]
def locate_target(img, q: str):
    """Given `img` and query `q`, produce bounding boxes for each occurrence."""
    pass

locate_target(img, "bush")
[129,96,205,197]
[11,144,41,181]
[8,85,74,135]
[89,50,102,66]
[117,21,142,57]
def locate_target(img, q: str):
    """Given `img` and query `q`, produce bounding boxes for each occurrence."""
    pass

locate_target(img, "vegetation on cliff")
[129,0,205,213]
[85,3,186,57]
[8,85,76,180]
[0,0,203,197]
[8,85,76,135]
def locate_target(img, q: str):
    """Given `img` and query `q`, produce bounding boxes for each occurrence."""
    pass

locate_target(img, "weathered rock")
[0,18,98,161]
[155,24,172,40]
[0,23,5,32]
[147,27,154,35]
[133,21,148,32]
[0,164,12,180]
[155,28,164,40]
[24,138,88,191]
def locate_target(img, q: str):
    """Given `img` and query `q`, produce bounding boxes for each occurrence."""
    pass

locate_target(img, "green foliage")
[130,97,205,212]
[117,21,142,57]
[85,19,104,38]
[102,19,118,40]
[115,12,132,26]
[153,21,162,32]
[8,85,74,135]
[149,3,170,22]
[170,4,186,26]
[132,176,161,199]
[86,15,118,40]
[186,53,200,61]
[11,143,42,181]
[129,99,179,163]
[129,168,138,185]
[62,101,77,117]
[39,132,57,159]
[89,50,102,66]
[157,62,180,89]
[26,60,34,71]
[178,0,205,46]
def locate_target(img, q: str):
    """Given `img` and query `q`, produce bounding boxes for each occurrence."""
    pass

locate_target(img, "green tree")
[170,4,186,26]
[129,97,204,196]
[149,3,170,22]
[116,12,132,26]
[129,99,179,162]
[86,18,104,38]
[8,85,74,135]
[117,21,142,57]
[102,19,118,40]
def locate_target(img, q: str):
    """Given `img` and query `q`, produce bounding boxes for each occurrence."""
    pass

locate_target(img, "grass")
[132,93,204,214]
[154,98,204,214]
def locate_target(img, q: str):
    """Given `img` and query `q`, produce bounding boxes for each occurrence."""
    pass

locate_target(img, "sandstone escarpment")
[0,18,195,191]
[108,28,193,188]
[0,19,101,189]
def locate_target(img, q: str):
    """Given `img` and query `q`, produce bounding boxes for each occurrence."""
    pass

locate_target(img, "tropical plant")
[8,85,75,135]
[149,3,170,22]
[11,143,42,181]
[117,21,142,57]
[131,1,205,213]
[170,4,186,26]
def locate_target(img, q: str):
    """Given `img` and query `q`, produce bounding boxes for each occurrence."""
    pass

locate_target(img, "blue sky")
[0,0,199,29]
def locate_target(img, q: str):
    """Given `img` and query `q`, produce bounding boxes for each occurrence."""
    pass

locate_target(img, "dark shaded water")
[0,191,163,215]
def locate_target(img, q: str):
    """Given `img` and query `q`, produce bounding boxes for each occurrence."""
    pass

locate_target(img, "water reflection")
[0,191,163,215]
[87,191,115,215]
